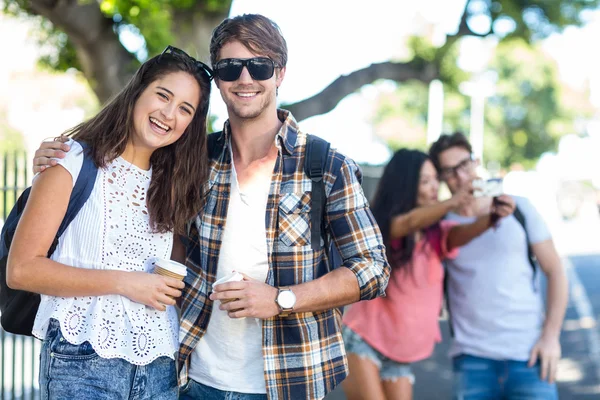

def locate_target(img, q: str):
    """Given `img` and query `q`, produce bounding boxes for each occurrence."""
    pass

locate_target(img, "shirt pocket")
[278,192,311,247]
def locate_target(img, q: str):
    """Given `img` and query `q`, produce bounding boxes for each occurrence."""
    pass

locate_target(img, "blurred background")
[1,0,600,398]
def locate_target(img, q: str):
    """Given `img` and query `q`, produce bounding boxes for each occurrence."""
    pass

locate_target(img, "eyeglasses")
[159,45,214,81]
[214,57,277,82]
[439,156,474,180]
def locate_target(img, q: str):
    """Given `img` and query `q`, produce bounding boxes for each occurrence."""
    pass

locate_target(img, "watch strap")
[276,287,293,317]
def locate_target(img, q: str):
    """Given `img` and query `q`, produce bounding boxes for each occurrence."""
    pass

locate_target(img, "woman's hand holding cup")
[118,259,187,311]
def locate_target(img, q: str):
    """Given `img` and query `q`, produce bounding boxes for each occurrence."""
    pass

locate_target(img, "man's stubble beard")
[226,91,275,121]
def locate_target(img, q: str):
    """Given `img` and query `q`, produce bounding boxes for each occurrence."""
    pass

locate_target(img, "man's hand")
[33,136,70,174]
[528,333,561,383]
[210,274,280,319]
[492,194,516,219]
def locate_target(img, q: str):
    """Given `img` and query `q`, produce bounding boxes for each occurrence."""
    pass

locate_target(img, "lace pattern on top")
[33,156,178,365]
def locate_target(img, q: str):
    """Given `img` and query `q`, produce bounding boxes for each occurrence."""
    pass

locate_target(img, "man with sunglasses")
[178,14,389,400]
[30,14,389,400]
[429,132,567,400]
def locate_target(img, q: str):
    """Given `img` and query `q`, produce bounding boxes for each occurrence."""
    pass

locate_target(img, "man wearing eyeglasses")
[429,132,567,400]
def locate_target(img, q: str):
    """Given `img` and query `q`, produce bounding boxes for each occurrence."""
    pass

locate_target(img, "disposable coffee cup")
[154,259,188,281]
[212,271,244,304]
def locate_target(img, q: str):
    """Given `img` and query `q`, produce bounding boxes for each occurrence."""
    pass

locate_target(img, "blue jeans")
[179,379,267,400]
[452,354,558,400]
[40,319,178,400]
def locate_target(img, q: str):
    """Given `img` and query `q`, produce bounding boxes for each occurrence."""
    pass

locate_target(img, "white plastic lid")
[213,271,244,287]
[155,259,188,276]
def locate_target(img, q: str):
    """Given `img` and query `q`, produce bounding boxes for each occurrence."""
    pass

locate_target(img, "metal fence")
[0,151,40,400]
[0,333,40,400]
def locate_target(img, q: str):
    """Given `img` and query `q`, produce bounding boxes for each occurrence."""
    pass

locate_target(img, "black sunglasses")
[159,45,214,81]
[214,57,277,82]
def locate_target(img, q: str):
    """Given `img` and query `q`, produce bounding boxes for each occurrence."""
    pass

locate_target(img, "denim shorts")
[40,319,178,400]
[342,326,414,383]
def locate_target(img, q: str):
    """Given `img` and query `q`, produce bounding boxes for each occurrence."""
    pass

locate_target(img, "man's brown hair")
[209,14,288,69]
[428,131,473,172]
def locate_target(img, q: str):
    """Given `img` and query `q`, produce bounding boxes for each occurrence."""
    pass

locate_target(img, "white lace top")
[32,140,179,365]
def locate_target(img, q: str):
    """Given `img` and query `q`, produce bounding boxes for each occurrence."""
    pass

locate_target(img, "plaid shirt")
[179,110,390,400]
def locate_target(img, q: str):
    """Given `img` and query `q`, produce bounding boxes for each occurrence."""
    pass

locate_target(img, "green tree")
[485,39,577,167]
[370,39,594,167]
[3,0,232,103]
[3,0,599,123]
[284,0,600,120]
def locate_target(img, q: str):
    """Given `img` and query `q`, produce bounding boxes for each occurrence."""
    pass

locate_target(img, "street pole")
[470,92,485,165]
[427,79,444,144]
[459,76,495,166]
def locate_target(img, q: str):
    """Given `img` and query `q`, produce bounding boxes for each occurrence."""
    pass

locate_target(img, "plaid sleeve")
[180,216,203,311]
[326,154,390,300]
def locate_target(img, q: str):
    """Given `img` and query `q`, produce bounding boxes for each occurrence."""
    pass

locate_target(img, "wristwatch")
[275,287,296,317]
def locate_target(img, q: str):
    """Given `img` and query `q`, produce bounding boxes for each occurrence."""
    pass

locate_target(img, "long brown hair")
[63,51,211,234]
[371,149,441,269]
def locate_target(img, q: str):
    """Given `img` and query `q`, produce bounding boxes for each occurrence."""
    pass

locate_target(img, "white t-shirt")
[32,140,179,365]
[188,156,270,393]
[445,196,551,361]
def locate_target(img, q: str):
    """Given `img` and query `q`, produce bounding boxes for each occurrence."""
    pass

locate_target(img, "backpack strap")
[207,131,222,160]
[304,134,331,251]
[48,142,98,256]
[513,205,538,291]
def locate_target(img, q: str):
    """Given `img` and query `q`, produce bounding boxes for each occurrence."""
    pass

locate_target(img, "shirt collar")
[220,109,300,156]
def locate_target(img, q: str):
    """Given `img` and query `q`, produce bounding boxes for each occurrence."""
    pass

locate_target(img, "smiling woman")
[127,71,201,169]
[6,46,212,399]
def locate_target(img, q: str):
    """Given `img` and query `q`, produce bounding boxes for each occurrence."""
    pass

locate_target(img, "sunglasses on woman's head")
[159,45,214,81]
[214,58,277,82]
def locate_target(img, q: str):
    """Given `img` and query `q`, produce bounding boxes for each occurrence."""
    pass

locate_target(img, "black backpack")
[0,143,98,336]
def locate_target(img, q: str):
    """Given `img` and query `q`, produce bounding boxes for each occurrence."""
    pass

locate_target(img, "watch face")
[278,290,296,309]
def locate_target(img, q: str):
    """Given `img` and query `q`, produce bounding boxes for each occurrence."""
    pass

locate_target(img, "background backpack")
[0,142,98,336]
